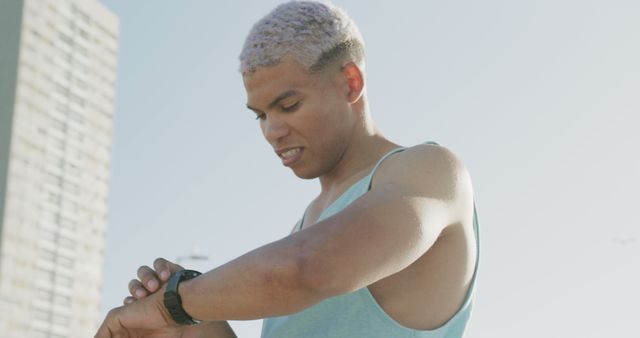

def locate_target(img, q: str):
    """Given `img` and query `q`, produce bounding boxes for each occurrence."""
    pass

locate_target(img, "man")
[95,1,479,337]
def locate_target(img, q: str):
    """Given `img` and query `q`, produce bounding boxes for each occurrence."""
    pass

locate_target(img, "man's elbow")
[255,244,334,315]
[295,252,343,299]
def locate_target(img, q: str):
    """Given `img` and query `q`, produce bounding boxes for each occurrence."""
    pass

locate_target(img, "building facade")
[0,0,118,337]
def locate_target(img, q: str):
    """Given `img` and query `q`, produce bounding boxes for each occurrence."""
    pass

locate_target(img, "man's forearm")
[180,234,323,321]
[188,321,237,338]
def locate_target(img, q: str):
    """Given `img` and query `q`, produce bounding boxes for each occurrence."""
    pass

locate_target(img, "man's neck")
[318,132,398,194]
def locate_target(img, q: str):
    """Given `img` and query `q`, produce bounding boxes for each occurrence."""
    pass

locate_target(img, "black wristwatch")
[163,269,202,325]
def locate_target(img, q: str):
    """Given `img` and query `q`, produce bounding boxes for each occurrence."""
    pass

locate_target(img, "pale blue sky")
[99,1,639,336]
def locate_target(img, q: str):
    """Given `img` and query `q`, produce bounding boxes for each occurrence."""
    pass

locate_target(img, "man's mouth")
[280,148,301,159]
[276,147,304,167]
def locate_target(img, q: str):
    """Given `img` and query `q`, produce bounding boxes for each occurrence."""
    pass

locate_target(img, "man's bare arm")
[187,321,237,338]
[95,145,470,336]
[177,144,472,321]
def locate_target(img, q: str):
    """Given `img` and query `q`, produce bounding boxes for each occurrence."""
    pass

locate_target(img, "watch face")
[183,270,201,279]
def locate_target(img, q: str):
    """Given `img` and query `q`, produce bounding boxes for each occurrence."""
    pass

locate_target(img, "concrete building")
[0,0,118,336]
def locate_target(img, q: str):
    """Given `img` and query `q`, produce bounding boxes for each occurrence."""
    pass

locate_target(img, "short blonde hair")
[239,0,365,74]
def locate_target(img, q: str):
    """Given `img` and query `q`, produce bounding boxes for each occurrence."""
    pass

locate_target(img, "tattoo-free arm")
[179,145,471,322]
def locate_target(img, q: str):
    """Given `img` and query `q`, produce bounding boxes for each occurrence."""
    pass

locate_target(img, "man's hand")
[95,285,182,338]
[111,258,238,338]
[125,258,184,305]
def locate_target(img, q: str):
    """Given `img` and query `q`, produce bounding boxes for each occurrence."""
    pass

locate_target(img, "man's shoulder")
[373,143,473,203]
[378,143,468,182]
[399,142,457,165]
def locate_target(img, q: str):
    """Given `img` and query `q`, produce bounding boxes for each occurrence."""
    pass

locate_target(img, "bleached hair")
[239,0,365,74]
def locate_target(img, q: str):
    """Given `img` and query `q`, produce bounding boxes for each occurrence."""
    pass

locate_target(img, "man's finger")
[136,265,160,292]
[128,279,148,299]
[94,320,110,338]
[153,257,184,282]
[123,296,135,305]
[94,307,120,338]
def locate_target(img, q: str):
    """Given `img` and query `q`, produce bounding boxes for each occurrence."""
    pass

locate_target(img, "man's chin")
[290,167,319,180]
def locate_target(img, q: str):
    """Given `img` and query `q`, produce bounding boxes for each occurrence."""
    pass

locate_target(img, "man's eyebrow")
[246,90,299,112]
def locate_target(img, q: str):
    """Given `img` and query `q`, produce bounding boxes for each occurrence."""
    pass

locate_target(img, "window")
[63,180,80,194]
[33,308,50,321]
[56,275,73,287]
[58,32,73,46]
[52,314,71,325]
[36,267,54,282]
[46,172,63,186]
[74,5,92,26]
[68,129,83,142]
[50,138,65,150]
[35,288,53,302]
[58,236,76,250]
[71,93,85,107]
[40,230,57,245]
[69,110,85,124]
[55,84,69,98]
[51,118,66,133]
[78,28,90,41]
[74,42,90,58]
[48,192,62,205]
[53,295,72,308]
[57,255,74,268]
[55,102,68,114]
[74,77,87,88]
[60,217,76,231]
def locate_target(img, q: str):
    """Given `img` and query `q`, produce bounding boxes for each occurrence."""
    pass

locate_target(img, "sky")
[98,1,639,337]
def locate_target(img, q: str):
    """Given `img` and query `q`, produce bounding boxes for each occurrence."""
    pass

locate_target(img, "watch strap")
[163,269,202,325]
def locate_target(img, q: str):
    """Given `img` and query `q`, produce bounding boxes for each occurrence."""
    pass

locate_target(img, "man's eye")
[282,102,300,112]
[255,113,265,120]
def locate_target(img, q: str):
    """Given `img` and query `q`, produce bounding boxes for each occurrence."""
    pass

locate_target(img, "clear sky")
[99,1,639,337]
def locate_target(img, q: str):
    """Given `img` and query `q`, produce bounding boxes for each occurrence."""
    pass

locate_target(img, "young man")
[95,1,479,337]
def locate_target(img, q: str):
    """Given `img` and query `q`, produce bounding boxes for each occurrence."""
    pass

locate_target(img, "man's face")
[244,56,356,179]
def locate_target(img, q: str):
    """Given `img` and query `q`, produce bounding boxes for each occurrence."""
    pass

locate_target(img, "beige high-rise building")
[0,0,118,337]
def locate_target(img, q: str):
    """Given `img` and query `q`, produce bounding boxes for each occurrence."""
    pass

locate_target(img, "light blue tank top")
[261,141,480,338]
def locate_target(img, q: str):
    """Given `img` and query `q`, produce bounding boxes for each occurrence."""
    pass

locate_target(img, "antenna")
[176,245,210,264]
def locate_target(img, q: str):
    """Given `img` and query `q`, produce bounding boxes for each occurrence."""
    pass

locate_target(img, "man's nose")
[262,115,290,144]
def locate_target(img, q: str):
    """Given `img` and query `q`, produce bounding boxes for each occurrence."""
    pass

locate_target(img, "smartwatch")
[163,269,202,325]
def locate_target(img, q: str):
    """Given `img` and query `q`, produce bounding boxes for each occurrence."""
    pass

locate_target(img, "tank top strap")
[298,141,441,231]
[365,141,440,190]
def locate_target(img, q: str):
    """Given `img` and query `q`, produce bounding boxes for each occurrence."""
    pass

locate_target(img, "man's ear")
[341,62,365,104]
